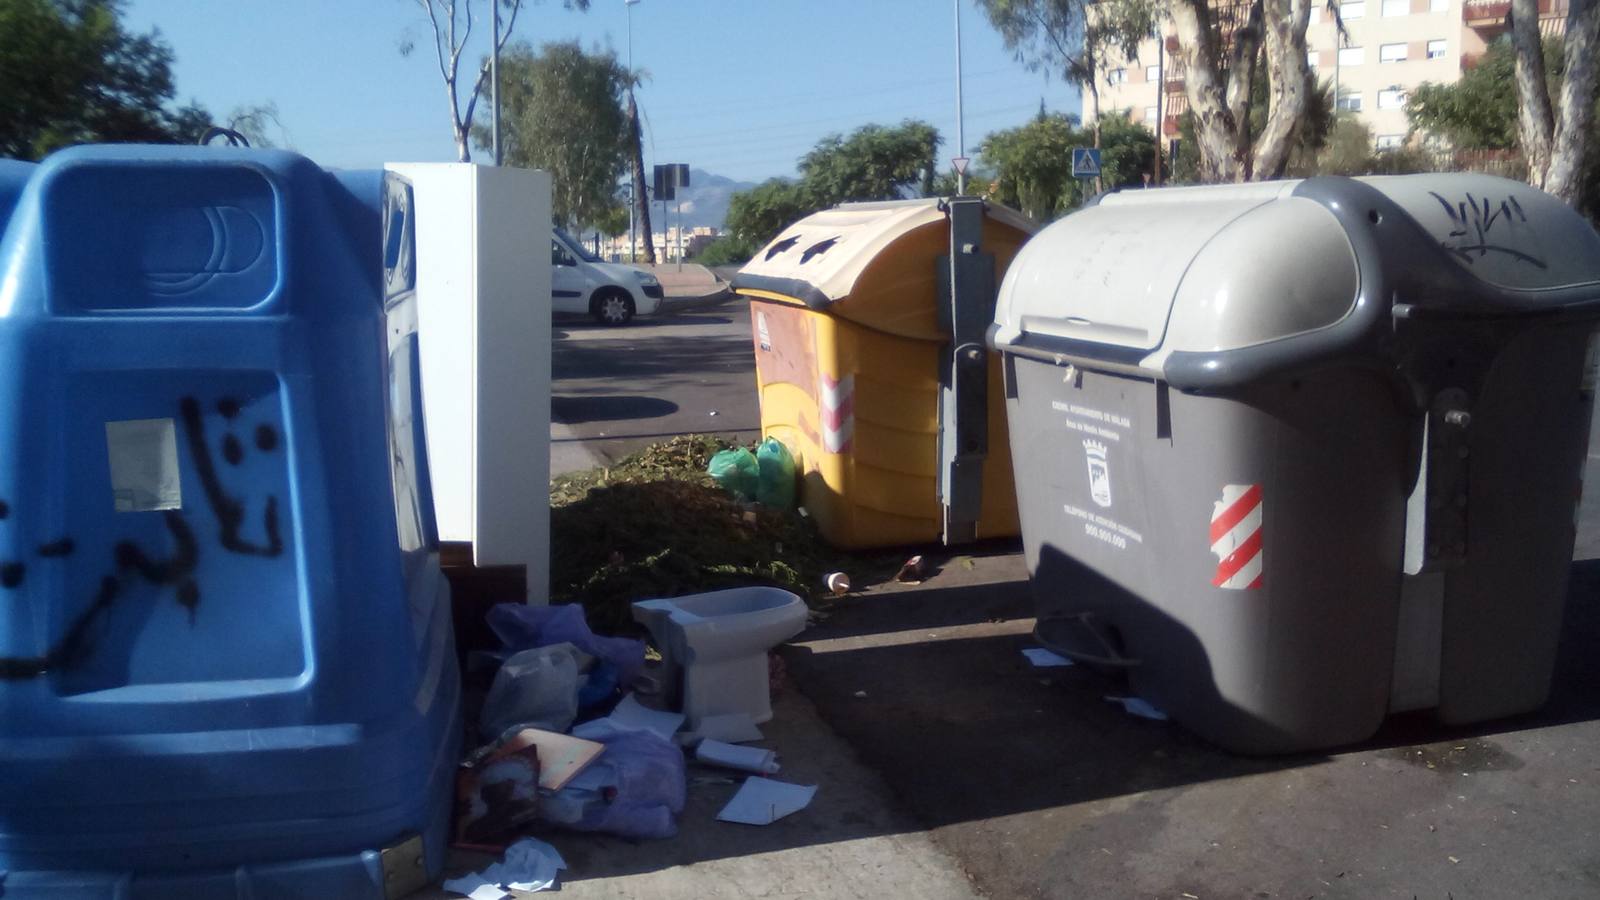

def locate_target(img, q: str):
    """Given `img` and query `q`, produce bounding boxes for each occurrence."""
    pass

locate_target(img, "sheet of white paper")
[607,693,686,740]
[1022,647,1075,668]
[690,713,765,744]
[441,837,567,897]
[696,739,780,774]
[441,876,505,900]
[1106,695,1169,721]
[716,776,817,825]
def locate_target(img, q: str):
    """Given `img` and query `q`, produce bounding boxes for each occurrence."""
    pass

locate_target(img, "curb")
[660,286,740,313]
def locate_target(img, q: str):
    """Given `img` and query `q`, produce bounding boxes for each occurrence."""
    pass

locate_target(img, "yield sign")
[952,156,971,175]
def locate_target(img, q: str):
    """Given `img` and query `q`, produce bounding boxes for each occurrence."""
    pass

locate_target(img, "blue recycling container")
[0,146,460,897]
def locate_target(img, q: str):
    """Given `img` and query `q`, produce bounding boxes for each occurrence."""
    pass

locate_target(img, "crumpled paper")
[442,837,567,898]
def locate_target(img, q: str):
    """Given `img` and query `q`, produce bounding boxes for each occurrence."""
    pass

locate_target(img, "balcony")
[1464,0,1567,36]
[1462,0,1510,23]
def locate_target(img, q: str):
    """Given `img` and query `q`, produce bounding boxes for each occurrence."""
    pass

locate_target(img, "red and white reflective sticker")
[819,372,855,454]
[1210,484,1263,590]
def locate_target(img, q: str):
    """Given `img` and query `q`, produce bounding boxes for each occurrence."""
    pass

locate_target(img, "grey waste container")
[991,174,1600,754]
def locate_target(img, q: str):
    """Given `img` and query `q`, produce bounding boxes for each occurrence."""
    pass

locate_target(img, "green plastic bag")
[707,447,759,501]
[755,438,797,509]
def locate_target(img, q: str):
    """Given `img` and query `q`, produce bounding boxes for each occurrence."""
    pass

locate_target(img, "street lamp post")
[954,0,966,194]
[626,0,640,262]
[491,0,502,165]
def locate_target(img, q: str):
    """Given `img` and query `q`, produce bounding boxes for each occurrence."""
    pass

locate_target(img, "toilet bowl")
[632,587,809,728]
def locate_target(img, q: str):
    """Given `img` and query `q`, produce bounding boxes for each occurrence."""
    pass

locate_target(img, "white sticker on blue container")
[105,417,182,512]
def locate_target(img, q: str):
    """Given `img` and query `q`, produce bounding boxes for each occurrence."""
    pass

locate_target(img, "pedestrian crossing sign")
[1072,148,1102,178]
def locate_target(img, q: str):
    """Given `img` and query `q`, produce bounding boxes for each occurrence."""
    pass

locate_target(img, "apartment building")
[599,225,721,263]
[1090,0,1567,150]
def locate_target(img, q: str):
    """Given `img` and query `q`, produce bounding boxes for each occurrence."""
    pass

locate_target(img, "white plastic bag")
[479,642,588,739]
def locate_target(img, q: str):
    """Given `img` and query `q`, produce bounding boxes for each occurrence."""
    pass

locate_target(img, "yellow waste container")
[732,198,1036,549]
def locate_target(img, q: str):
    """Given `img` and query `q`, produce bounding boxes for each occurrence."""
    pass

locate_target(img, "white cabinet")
[385,163,552,603]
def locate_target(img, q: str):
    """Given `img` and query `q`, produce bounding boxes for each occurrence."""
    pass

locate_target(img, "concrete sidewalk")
[637,263,733,309]
[416,539,1600,898]
[781,548,1600,900]
[423,688,981,899]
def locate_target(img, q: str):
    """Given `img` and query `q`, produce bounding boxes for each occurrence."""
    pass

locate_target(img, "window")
[1339,46,1366,66]
[1342,1,1366,19]
[1378,87,1407,108]
[1382,0,1409,15]
[1337,91,1364,111]
[1144,105,1158,123]
[1109,68,1127,84]
[1146,65,1160,82]
[1380,43,1408,63]
[1430,0,1448,10]
[1376,134,1405,149]
[1427,39,1447,59]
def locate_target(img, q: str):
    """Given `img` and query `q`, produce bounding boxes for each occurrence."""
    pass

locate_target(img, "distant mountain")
[649,168,756,231]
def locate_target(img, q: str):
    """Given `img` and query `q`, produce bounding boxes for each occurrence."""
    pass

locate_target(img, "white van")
[551,228,663,325]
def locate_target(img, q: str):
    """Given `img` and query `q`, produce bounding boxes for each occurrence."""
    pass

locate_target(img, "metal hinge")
[380,833,430,900]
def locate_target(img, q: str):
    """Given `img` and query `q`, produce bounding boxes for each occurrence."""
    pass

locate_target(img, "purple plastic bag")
[487,603,646,685]
[539,726,687,840]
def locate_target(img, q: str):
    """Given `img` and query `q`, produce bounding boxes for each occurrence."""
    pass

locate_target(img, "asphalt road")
[550,298,758,475]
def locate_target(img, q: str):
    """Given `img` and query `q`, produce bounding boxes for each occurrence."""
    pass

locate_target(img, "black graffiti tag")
[1429,191,1548,269]
[0,511,198,679]
[0,395,284,679]
[179,396,283,558]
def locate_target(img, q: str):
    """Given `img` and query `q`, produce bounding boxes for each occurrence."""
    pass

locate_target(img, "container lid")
[992,181,1302,355]
[991,173,1600,387]
[733,198,1036,310]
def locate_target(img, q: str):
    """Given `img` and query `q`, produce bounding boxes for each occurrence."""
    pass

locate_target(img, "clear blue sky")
[124,0,1083,184]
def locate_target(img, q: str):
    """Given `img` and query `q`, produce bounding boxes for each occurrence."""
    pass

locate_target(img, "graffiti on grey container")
[0,395,284,680]
[1429,191,1548,269]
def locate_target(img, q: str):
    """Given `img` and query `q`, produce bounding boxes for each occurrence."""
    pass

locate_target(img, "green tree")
[0,0,211,159]
[981,111,1154,222]
[1508,0,1599,205]
[1096,113,1159,189]
[1406,40,1524,151]
[1169,0,1330,181]
[477,40,629,229]
[981,112,1080,221]
[403,0,591,163]
[1407,37,1600,216]
[1172,71,1334,182]
[591,202,629,239]
[1288,112,1434,177]
[977,0,1159,148]
[724,178,813,251]
[693,234,756,267]
[799,120,942,205]
[722,121,945,250]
